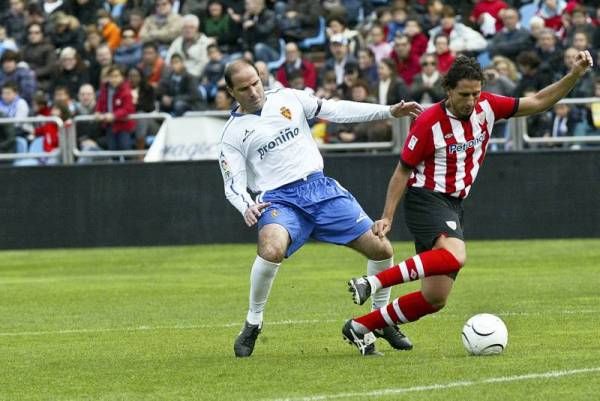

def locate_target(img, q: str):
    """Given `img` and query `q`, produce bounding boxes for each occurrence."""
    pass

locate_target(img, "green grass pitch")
[1,239,599,401]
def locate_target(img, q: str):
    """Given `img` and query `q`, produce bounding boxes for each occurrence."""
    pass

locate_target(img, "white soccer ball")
[461,313,508,356]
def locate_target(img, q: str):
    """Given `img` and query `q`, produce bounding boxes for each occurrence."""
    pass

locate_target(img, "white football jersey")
[218,88,393,215]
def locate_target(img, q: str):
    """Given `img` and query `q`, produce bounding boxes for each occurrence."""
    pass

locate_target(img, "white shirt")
[218,88,393,215]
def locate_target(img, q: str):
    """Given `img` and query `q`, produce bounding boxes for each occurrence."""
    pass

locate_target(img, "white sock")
[246,255,281,325]
[367,257,393,310]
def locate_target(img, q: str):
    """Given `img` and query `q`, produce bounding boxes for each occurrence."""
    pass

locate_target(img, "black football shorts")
[403,187,465,254]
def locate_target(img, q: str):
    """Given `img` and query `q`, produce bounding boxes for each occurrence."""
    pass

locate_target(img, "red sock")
[354,291,439,331]
[375,249,461,288]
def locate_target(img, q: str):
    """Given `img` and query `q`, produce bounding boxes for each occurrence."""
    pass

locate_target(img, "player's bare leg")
[346,231,413,351]
[234,224,289,357]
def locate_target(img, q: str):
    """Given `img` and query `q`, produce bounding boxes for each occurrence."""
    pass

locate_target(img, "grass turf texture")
[1,239,599,401]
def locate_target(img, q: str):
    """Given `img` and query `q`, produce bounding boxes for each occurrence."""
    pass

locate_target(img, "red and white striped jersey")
[401,92,519,198]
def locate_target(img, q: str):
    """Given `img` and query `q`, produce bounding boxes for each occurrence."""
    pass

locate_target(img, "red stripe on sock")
[375,249,461,288]
[354,291,439,331]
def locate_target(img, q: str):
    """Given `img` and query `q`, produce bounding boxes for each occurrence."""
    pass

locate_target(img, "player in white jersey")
[218,59,424,357]
[343,52,595,355]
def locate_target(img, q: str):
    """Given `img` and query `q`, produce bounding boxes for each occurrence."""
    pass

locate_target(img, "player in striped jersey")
[218,59,424,357]
[344,52,595,355]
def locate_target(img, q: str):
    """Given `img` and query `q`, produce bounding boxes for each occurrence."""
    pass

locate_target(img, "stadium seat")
[519,3,539,29]
[267,39,287,72]
[299,17,327,50]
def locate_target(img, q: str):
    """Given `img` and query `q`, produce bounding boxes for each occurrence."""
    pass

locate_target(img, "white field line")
[0,309,597,337]
[261,367,600,401]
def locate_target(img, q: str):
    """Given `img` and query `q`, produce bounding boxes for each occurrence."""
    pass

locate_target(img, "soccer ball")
[461,313,508,356]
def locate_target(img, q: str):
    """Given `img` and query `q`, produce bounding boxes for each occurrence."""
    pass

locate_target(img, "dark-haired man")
[343,51,595,355]
[219,59,423,358]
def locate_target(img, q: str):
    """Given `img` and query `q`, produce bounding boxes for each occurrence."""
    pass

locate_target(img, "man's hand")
[372,217,392,239]
[390,101,425,119]
[571,50,594,77]
[244,202,271,227]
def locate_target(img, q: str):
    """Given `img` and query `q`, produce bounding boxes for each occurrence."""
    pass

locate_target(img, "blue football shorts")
[257,172,373,257]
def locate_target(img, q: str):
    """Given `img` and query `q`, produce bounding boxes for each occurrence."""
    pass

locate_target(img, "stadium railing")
[70,112,172,162]
[0,116,65,164]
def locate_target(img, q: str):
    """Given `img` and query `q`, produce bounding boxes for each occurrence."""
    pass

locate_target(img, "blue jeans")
[107,129,132,151]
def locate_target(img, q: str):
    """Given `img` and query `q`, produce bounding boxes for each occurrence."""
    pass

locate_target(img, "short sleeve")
[400,118,434,168]
[485,92,519,121]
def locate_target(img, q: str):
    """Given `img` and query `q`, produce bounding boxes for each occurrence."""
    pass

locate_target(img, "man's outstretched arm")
[514,50,594,117]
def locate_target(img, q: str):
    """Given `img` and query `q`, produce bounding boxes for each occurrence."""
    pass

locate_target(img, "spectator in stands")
[127,66,158,151]
[326,16,361,57]
[53,85,77,115]
[420,0,444,34]
[35,101,68,152]
[404,18,428,61]
[115,27,143,69]
[483,65,516,147]
[315,70,340,100]
[214,86,233,111]
[528,16,546,43]
[275,42,317,91]
[95,65,136,152]
[357,48,378,89]
[367,24,393,64]
[199,44,226,103]
[536,0,566,33]
[544,102,579,148]
[41,0,68,19]
[50,47,89,99]
[81,26,103,67]
[74,83,105,154]
[410,53,444,104]
[277,0,323,43]
[126,8,146,39]
[375,58,410,105]
[0,109,15,154]
[50,12,85,53]
[536,28,564,72]
[339,61,360,100]
[255,60,283,91]
[581,78,600,137]
[426,6,487,55]
[492,55,519,83]
[157,53,199,116]
[0,81,30,137]
[323,34,357,85]
[22,22,57,93]
[2,0,27,47]
[97,10,122,52]
[469,0,508,38]
[70,0,104,27]
[432,34,455,74]
[202,0,242,55]
[385,6,409,42]
[167,14,213,79]
[0,25,18,59]
[139,42,166,88]
[90,44,115,90]
[514,51,554,97]
[139,0,183,50]
[554,47,595,99]
[488,7,534,60]
[0,50,36,104]
[571,31,596,65]
[241,0,280,63]
[389,33,420,87]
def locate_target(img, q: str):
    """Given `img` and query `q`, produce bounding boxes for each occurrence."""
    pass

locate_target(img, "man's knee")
[258,243,286,263]
[422,290,449,310]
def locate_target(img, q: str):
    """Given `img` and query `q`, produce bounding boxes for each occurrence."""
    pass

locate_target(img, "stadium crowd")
[0,0,599,156]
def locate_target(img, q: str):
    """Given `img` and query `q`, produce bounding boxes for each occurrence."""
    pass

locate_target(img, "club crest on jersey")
[280,106,292,120]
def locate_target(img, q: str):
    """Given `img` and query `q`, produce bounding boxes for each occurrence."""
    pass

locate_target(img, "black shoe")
[342,319,381,356]
[374,325,413,350]
[234,321,261,357]
[347,276,372,306]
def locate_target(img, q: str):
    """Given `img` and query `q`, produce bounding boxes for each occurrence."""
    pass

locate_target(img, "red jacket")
[390,51,421,86]
[276,59,318,90]
[96,81,136,133]
[34,106,59,152]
